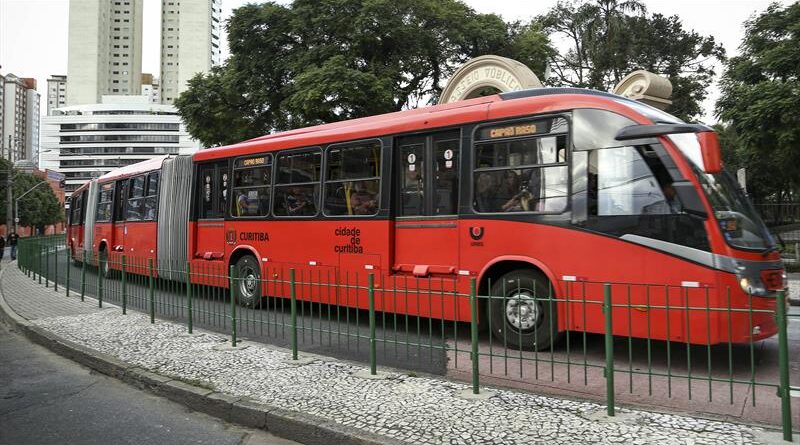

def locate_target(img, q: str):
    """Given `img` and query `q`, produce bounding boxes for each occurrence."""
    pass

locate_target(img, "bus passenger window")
[273,149,321,217]
[144,172,160,220]
[96,183,114,222]
[473,119,568,214]
[126,175,145,221]
[324,141,381,216]
[231,155,272,217]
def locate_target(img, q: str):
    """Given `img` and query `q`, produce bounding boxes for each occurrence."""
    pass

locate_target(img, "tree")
[0,160,65,230]
[540,0,724,121]
[176,0,554,147]
[716,2,800,204]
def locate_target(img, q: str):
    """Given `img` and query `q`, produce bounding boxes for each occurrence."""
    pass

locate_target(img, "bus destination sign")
[480,122,537,140]
[237,156,268,168]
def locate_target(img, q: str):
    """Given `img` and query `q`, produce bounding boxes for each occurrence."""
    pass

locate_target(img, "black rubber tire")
[489,269,558,350]
[233,255,261,307]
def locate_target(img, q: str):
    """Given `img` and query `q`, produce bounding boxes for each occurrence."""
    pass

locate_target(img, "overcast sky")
[0,0,793,123]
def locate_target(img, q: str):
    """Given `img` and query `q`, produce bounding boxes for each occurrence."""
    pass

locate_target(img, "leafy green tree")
[0,160,65,230]
[716,2,800,204]
[540,0,724,121]
[176,0,554,147]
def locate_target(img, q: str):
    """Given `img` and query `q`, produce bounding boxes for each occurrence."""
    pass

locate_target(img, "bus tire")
[489,269,557,350]
[233,255,261,307]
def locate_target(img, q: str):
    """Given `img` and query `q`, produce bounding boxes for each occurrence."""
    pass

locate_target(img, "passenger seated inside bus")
[286,186,314,216]
[349,181,377,215]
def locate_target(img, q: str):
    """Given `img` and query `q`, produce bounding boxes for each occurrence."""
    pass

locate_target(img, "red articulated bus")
[67,87,786,349]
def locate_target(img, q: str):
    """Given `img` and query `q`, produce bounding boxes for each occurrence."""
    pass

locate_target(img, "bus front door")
[393,131,461,288]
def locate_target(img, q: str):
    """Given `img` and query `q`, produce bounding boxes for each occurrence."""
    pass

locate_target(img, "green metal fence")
[16,235,798,442]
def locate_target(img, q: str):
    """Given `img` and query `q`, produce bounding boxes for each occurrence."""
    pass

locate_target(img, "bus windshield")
[693,168,773,251]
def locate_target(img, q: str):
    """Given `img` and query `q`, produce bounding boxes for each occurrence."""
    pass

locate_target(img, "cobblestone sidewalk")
[0,263,787,445]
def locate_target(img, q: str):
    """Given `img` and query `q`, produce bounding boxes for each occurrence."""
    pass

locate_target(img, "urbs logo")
[469,226,484,241]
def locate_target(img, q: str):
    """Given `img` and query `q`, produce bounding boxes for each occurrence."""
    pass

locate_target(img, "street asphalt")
[0,315,298,445]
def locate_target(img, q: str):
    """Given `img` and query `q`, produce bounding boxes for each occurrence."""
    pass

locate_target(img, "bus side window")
[144,172,160,220]
[231,155,272,218]
[96,183,114,222]
[324,141,381,216]
[473,117,569,214]
[273,149,321,217]
[126,175,146,221]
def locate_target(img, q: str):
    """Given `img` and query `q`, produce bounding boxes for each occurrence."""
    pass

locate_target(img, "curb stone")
[0,263,408,445]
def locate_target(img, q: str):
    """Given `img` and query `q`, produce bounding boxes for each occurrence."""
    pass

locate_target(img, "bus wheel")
[489,269,557,350]
[233,256,261,307]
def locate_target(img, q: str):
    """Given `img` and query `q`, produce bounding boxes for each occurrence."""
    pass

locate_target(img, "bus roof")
[96,155,169,184]
[194,88,657,162]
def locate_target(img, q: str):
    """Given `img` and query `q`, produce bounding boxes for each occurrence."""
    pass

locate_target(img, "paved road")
[0,321,298,445]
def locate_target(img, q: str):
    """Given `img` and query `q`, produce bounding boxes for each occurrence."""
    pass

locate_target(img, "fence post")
[470,277,480,394]
[98,253,103,308]
[604,283,615,417]
[368,273,376,375]
[80,252,86,302]
[148,258,155,324]
[776,289,793,442]
[65,244,70,297]
[38,240,42,284]
[53,242,58,292]
[45,242,50,288]
[186,262,193,334]
[290,268,297,360]
[229,265,237,347]
[121,255,127,315]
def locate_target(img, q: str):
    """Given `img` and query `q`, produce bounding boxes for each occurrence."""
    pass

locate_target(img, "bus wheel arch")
[478,258,561,350]
[228,247,262,307]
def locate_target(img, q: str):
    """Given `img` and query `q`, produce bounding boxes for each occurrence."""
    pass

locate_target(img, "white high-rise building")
[160,0,221,105]
[2,74,40,161]
[40,96,196,197]
[66,0,144,106]
[47,75,68,116]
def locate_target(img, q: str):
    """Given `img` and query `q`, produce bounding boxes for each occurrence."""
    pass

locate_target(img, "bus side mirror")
[697,132,722,174]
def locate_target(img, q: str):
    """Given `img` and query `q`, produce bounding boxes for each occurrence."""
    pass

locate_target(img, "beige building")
[47,75,68,116]
[2,74,40,161]
[66,0,144,106]
[160,0,221,105]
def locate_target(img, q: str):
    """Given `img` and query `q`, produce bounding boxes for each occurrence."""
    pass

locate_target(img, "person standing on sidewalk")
[7,231,19,260]
[0,234,5,261]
